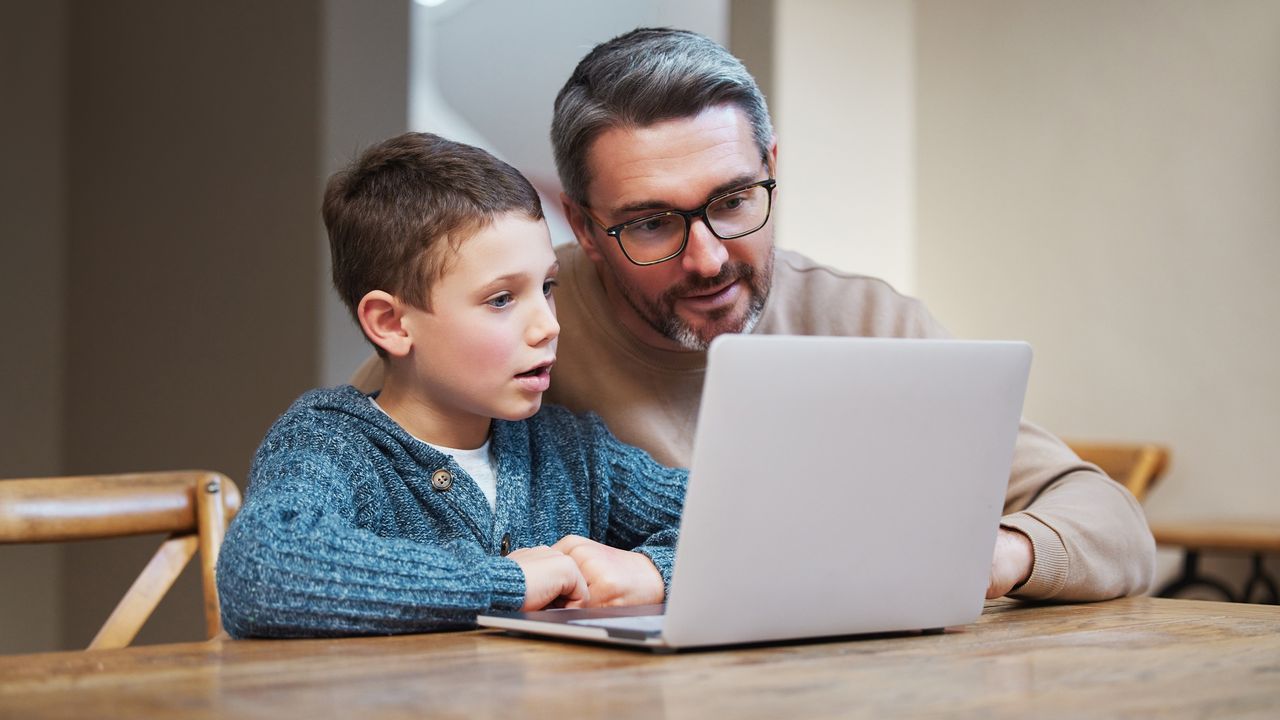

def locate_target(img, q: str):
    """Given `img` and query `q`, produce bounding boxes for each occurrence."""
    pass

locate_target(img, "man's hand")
[552,535,665,607]
[987,528,1035,598]
[508,545,589,610]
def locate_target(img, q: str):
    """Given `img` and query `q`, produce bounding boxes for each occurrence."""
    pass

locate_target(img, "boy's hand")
[508,546,589,610]
[551,535,665,607]
[987,528,1034,598]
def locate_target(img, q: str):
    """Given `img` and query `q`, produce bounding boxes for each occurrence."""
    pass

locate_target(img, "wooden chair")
[1065,441,1170,503]
[0,471,242,649]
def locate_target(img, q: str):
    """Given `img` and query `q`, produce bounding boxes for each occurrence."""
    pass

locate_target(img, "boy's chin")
[494,396,544,422]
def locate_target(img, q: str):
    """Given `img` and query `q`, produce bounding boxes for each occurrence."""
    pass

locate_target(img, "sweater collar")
[303,385,532,543]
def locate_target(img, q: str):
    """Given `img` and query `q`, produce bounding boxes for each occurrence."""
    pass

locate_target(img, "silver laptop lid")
[662,336,1031,647]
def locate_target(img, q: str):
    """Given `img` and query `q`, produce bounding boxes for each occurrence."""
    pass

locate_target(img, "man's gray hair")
[551,27,774,207]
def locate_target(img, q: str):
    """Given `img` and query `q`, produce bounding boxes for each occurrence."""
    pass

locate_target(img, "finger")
[508,544,552,560]
[562,558,590,605]
[551,534,590,554]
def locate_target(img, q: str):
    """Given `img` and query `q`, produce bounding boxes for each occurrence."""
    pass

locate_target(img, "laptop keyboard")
[568,614,665,634]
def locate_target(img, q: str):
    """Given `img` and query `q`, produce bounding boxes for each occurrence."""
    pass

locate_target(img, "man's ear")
[561,192,605,263]
[767,135,779,178]
[357,290,413,358]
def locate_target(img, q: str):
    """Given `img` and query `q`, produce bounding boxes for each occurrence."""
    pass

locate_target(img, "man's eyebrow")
[612,172,765,216]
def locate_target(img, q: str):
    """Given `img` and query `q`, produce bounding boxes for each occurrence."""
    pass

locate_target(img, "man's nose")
[680,217,729,278]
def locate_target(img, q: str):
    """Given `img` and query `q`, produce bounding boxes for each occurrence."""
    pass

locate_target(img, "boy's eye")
[543,279,558,296]
[487,293,514,309]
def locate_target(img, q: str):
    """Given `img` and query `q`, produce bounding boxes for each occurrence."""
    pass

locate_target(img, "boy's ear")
[357,290,413,358]
[561,192,605,263]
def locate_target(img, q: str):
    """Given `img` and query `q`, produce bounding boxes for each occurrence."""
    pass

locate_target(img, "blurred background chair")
[1066,441,1169,503]
[0,471,241,649]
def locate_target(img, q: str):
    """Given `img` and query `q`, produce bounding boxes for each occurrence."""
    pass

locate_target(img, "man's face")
[567,104,777,351]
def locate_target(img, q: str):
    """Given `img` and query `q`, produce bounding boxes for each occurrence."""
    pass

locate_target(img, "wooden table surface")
[2,597,1277,719]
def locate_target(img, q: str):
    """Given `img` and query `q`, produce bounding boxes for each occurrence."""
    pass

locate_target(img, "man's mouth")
[685,280,735,298]
[677,280,741,310]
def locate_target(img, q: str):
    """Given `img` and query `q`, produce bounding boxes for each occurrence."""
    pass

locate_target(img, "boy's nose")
[680,218,728,278]
[527,296,560,345]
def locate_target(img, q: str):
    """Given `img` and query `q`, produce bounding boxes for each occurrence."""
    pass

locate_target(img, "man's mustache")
[665,263,755,299]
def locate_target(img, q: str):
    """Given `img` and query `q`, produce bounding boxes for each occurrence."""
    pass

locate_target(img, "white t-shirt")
[369,398,498,511]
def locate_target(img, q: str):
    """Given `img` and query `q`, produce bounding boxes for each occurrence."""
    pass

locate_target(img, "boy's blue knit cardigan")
[216,385,687,638]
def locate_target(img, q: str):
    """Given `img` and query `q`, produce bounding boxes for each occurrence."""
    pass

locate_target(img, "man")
[360,28,1156,602]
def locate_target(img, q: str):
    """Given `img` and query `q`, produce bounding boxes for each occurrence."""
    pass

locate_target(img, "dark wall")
[56,0,321,648]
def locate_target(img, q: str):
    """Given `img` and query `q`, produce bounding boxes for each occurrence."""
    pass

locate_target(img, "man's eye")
[631,215,677,236]
[487,293,513,309]
[713,193,750,213]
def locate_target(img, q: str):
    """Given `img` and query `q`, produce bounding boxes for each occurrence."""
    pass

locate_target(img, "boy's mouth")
[515,360,554,378]
[514,360,554,393]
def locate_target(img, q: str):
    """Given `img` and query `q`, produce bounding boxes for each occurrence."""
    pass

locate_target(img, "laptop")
[477,335,1032,650]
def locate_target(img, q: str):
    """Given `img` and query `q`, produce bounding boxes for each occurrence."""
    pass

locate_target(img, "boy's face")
[401,213,560,427]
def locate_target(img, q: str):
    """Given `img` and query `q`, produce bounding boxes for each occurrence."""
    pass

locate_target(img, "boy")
[216,133,686,638]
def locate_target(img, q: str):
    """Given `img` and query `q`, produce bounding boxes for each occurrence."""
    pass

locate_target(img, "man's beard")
[611,250,774,351]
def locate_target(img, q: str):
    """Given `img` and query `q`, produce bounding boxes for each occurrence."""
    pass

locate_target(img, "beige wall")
[773,0,915,291]
[777,0,1280,588]
[914,0,1280,523]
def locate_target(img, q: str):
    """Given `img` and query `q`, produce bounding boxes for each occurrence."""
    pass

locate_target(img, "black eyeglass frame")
[583,178,777,266]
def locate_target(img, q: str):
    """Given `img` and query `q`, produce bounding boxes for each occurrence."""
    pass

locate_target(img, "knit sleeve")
[580,414,688,591]
[216,426,525,638]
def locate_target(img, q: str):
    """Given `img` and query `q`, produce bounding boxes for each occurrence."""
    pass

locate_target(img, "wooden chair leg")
[195,473,230,639]
[89,533,199,650]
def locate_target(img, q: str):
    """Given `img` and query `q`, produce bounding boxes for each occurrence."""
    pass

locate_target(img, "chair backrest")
[1066,442,1170,503]
[0,471,241,650]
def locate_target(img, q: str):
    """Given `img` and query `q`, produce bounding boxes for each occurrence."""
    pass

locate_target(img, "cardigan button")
[430,469,453,492]
[500,533,512,556]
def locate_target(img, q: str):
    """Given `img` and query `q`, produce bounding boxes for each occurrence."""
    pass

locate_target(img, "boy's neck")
[375,371,492,451]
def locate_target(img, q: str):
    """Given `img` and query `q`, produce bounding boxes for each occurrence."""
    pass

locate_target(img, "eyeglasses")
[583,179,777,266]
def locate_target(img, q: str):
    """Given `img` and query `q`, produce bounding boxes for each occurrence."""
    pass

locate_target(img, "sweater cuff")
[633,545,676,597]
[1000,512,1069,600]
[485,556,526,612]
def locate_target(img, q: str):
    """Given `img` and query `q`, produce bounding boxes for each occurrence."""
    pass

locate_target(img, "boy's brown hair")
[322,132,543,353]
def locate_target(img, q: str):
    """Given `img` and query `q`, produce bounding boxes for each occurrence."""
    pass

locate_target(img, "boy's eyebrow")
[479,261,560,291]
[611,172,763,217]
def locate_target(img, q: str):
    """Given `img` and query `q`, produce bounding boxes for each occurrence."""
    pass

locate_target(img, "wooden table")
[2,597,1277,719]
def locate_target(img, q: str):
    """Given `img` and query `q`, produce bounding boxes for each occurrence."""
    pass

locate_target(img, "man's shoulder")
[763,248,946,338]
[773,247,903,295]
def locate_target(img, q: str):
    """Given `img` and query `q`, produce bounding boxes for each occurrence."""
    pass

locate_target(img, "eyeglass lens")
[619,184,772,264]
